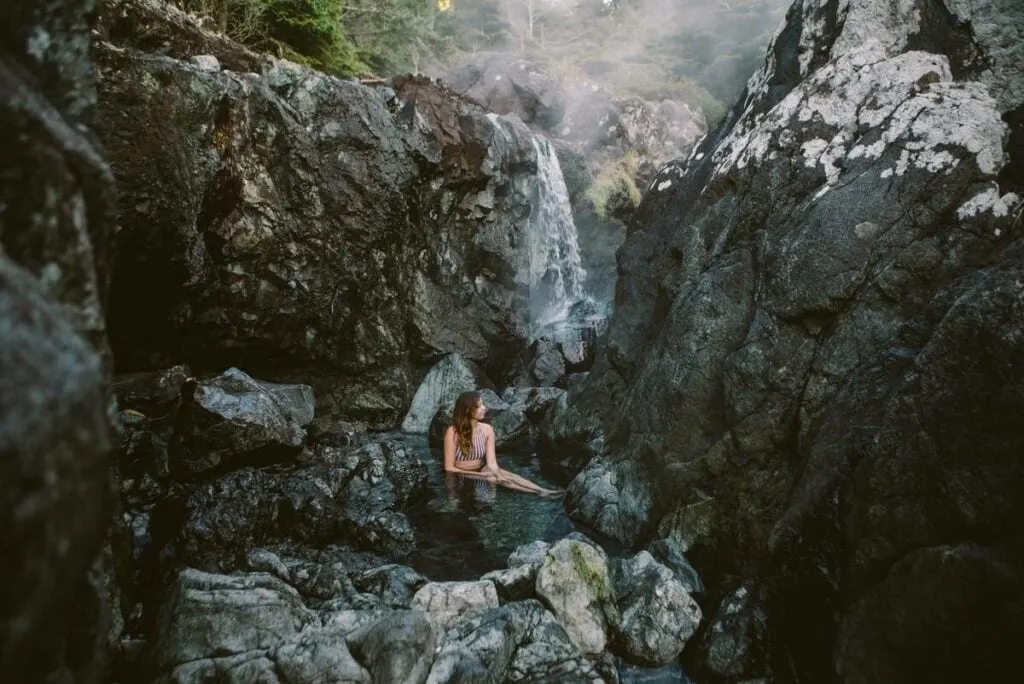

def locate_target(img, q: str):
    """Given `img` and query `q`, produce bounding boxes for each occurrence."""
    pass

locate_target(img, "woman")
[443,391,562,496]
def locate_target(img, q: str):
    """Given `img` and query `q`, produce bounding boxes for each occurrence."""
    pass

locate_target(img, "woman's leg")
[495,468,563,496]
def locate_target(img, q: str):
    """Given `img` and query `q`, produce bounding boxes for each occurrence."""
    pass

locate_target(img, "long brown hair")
[451,391,481,456]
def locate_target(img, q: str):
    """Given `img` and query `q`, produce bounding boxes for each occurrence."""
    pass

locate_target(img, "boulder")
[427,599,607,684]
[403,354,491,434]
[411,580,499,635]
[695,582,767,682]
[534,538,618,656]
[154,569,312,670]
[610,551,702,665]
[155,439,428,571]
[173,367,314,475]
[352,564,429,609]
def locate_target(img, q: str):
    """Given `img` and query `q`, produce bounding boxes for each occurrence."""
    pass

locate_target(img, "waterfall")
[527,136,587,330]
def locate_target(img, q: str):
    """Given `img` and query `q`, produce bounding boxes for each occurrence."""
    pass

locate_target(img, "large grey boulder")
[402,354,490,433]
[551,0,1024,681]
[534,538,618,656]
[154,569,313,670]
[610,551,702,665]
[427,599,607,684]
[94,7,544,428]
[152,568,436,684]
[411,580,500,635]
[174,367,314,474]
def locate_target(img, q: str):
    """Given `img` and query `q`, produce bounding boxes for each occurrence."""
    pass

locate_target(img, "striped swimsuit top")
[454,424,487,462]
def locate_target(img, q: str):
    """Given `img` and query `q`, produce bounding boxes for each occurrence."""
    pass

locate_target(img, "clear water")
[396,434,576,581]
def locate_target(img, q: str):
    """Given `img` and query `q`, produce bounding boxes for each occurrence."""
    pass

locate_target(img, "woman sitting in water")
[443,391,562,497]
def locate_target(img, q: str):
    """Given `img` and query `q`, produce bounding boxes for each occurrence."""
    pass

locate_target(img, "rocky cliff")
[551,0,1024,681]
[1,0,118,681]
[94,0,566,428]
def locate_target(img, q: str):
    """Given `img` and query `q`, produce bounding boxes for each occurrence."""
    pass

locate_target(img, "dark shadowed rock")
[610,551,701,666]
[0,256,114,683]
[113,364,191,416]
[550,0,1024,680]
[694,581,767,681]
[94,8,547,428]
[154,438,428,572]
[1,0,119,681]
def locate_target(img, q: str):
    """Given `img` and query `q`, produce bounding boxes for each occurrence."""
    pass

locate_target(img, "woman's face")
[473,399,487,420]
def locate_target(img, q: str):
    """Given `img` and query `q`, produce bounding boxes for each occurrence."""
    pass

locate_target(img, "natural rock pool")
[396,434,576,580]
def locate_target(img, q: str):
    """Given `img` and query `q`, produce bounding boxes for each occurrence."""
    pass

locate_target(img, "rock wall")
[555,0,1024,681]
[0,0,118,681]
[94,0,550,428]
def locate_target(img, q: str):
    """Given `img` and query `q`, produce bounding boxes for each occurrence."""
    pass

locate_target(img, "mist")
[431,0,791,123]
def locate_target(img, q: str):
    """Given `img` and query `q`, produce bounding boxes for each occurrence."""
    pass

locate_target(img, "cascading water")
[526,136,588,331]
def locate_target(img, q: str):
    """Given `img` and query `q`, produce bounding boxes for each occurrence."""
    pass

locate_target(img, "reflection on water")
[394,434,575,581]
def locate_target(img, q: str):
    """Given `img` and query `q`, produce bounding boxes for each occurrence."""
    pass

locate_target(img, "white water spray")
[527,136,587,330]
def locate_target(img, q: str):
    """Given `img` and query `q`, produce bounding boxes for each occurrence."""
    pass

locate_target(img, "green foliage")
[174,0,786,121]
[586,150,643,219]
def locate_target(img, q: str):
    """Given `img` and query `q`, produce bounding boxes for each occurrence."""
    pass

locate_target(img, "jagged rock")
[427,599,607,684]
[156,439,428,571]
[524,337,567,387]
[610,551,702,665]
[1,0,119,680]
[695,582,767,681]
[113,364,191,415]
[536,392,604,479]
[403,354,491,433]
[646,538,704,595]
[172,367,314,475]
[553,0,1024,680]
[481,564,536,604]
[95,9,545,427]
[534,538,618,656]
[565,457,654,545]
[153,568,436,684]
[352,564,429,609]
[443,57,565,132]
[508,540,552,570]
[154,569,313,670]
[347,611,436,684]
[411,580,500,635]
[118,409,172,506]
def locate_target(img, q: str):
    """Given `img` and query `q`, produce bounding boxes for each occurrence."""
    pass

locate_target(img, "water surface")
[396,434,575,580]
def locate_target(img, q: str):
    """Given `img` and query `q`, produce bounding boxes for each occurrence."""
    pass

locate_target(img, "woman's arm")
[443,426,456,473]
[484,424,499,474]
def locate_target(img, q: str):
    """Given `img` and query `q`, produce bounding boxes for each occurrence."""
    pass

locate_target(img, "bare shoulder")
[481,423,496,436]
[444,425,455,439]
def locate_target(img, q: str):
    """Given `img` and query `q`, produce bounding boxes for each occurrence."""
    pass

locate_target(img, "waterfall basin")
[398,434,574,580]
